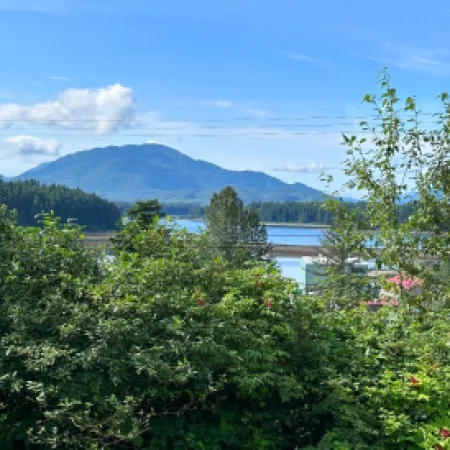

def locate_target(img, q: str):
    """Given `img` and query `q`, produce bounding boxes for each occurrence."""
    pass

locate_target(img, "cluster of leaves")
[0,208,328,449]
[0,71,448,449]
[0,178,121,231]
[311,69,450,448]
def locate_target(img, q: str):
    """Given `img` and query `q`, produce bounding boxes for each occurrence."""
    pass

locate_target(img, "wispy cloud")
[49,75,69,82]
[243,108,272,119]
[281,50,330,68]
[361,43,450,75]
[272,162,328,173]
[211,99,232,109]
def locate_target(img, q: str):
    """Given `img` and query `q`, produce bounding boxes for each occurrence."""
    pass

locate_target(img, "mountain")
[16,144,325,204]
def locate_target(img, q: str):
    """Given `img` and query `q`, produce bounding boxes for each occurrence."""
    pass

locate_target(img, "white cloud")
[2,135,61,158]
[0,84,135,135]
[204,99,232,109]
[272,162,327,173]
[361,43,450,75]
[49,75,69,81]
[244,108,272,119]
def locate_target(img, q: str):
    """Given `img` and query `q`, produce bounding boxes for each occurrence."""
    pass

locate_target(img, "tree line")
[0,178,121,231]
[117,199,416,225]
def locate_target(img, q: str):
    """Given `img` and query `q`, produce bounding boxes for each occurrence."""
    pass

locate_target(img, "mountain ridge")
[15,144,326,204]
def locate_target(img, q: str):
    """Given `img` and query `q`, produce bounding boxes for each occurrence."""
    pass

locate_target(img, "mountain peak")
[16,143,324,204]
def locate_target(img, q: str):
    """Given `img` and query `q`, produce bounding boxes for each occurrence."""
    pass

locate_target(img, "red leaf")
[409,375,420,385]
[197,298,204,306]
[256,281,262,289]
[265,297,272,308]
[433,444,444,450]
[440,428,450,438]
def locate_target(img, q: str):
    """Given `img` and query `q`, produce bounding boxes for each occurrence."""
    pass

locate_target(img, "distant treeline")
[117,200,416,225]
[0,179,121,231]
[116,202,206,217]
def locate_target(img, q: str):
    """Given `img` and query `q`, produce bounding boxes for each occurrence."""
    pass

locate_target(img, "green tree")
[318,198,370,307]
[126,199,165,227]
[308,69,450,449]
[205,186,271,265]
[112,199,165,253]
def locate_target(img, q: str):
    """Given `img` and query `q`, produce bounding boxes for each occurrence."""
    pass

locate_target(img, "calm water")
[173,219,325,283]
[174,219,325,246]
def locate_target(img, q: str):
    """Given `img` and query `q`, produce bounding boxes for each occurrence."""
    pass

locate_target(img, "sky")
[1,0,450,195]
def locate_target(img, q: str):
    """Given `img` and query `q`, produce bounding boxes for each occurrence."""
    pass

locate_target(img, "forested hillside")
[117,200,416,225]
[0,178,121,231]
[248,200,416,224]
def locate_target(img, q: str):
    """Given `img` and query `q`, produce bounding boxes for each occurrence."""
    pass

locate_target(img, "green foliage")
[317,199,371,307]
[117,199,416,225]
[0,71,448,450]
[310,69,450,448]
[111,199,165,253]
[126,199,165,227]
[205,186,271,265]
[0,207,319,449]
[0,178,121,231]
[311,306,450,449]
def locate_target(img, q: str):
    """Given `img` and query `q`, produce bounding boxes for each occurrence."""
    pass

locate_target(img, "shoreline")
[271,245,324,257]
[172,217,330,228]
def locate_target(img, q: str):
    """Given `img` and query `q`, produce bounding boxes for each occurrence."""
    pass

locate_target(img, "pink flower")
[388,275,423,290]
[440,428,450,438]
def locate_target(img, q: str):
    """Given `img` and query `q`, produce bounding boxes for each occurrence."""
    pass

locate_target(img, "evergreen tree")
[112,199,166,253]
[319,198,369,306]
[205,186,271,264]
[126,199,165,227]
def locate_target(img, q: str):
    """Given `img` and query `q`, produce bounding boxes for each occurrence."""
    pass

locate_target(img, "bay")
[173,219,324,283]
[174,219,325,246]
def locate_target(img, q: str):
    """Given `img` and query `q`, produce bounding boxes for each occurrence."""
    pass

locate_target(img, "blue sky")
[1,0,450,194]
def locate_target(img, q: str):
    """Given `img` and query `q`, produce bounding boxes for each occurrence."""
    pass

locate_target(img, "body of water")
[174,219,325,283]
[172,220,380,283]
[174,219,325,246]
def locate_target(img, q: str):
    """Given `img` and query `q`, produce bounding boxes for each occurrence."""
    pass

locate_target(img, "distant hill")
[15,144,325,204]
[0,178,121,231]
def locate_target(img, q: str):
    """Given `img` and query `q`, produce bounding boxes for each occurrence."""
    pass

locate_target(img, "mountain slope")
[16,144,325,203]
